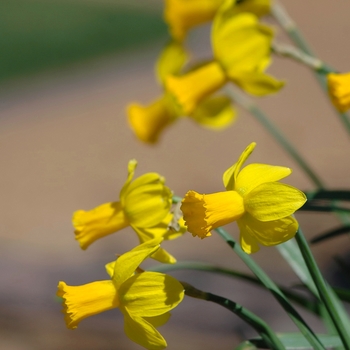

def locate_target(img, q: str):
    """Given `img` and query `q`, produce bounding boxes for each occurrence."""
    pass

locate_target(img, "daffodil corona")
[181,143,307,253]
[57,239,185,350]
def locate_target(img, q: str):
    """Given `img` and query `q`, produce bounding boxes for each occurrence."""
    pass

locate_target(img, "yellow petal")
[127,96,177,144]
[73,202,129,250]
[119,272,184,317]
[327,72,350,112]
[144,312,171,328]
[164,0,224,41]
[166,62,227,115]
[223,142,256,191]
[239,227,260,254]
[213,12,273,72]
[245,182,307,221]
[190,95,236,130]
[57,280,118,329]
[112,239,162,288]
[181,190,244,238]
[122,309,167,350]
[238,213,298,249]
[124,183,172,228]
[125,172,166,195]
[156,41,188,84]
[229,71,285,96]
[235,163,292,196]
[119,159,137,201]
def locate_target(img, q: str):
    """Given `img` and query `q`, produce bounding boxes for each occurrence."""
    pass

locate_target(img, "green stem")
[151,261,319,314]
[215,227,325,350]
[227,86,325,188]
[294,228,350,349]
[182,282,286,350]
[271,1,350,135]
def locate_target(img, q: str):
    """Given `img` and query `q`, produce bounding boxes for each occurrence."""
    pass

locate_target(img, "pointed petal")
[238,227,260,254]
[144,312,171,328]
[156,41,187,84]
[119,272,184,317]
[238,213,298,247]
[124,183,172,227]
[190,95,236,130]
[245,182,307,221]
[113,239,162,288]
[119,160,137,200]
[122,309,167,350]
[223,142,256,190]
[235,163,292,196]
[229,71,285,96]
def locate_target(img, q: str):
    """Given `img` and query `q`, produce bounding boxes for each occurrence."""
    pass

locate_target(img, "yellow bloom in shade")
[73,160,179,263]
[164,0,224,42]
[57,239,185,349]
[181,142,307,253]
[166,10,284,115]
[127,41,236,144]
[327,72,350,112]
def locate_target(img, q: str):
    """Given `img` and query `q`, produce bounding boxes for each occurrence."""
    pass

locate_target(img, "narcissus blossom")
[57,239,184,350]
[127,42,236,144]
[73,160,181,263]
[181,142,306,253]
[164,0,271,42]
[166,8,283,115]
[327,72,350,112]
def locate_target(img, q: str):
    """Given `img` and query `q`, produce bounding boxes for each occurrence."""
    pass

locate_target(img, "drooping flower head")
[57,239,185,349]
[73,160,182,263]
[127,41,236,144]
[166,4,283,115]
[327,72,350,112]
[181,143,306,253]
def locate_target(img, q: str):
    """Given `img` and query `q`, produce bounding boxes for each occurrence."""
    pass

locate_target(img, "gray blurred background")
[1,0,350,349]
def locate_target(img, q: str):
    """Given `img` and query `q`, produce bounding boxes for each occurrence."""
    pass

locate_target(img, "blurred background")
[1,0,350,349]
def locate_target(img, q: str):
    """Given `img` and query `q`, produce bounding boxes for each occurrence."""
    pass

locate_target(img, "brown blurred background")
[1,0,350,349]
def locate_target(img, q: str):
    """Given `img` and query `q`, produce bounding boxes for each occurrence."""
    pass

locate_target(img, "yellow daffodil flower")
[127,42,236,144]
[327,72,350,112]
[164,0,271,42]
[166,9,283,115]
[181,142,306,254]
[73,160,181,263]
[57,239,185,350]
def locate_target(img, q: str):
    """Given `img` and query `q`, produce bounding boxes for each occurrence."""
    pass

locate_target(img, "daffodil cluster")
[58,239,184,349]
[127,0,283,144]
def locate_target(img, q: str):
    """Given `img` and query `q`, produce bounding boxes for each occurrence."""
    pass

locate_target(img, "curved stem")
[271,1,350,135]
[182,282,286,350]
[215,227,325,350]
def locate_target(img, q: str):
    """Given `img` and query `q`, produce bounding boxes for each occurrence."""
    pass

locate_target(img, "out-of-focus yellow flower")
[181,142,306,253]
[127,42,236,144]
[327,72,350,112]
[164,0,271,42]
[164,0,224,42]
[57,239,184,349]
[166,10,283,115]
[73,160,180,263]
